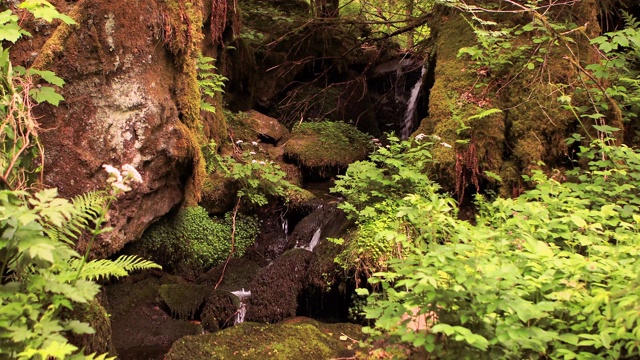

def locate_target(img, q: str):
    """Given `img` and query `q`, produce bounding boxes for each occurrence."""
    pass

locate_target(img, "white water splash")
[235,303,246,325]
[230,289,251,325]
[402,66,427,139]
[304,227,322,252]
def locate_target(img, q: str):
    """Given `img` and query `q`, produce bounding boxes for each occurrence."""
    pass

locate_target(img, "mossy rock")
[134,206,259,277]
[284,121,372,176]
[103,273,202,354]
[246,249,313,323]
[165,317,363,360]
[65,297,116,357]
[158,284,213,320]
[201,291,240,333]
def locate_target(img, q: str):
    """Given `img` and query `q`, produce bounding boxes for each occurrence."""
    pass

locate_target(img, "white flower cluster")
[103,164,143,195]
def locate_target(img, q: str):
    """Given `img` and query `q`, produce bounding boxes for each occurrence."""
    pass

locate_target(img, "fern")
[622,10,640,30]
[74,255,161,281]
[46,191,109,245]
[467,108,503,120]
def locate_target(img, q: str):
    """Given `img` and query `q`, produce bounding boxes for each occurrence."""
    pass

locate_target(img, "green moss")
[165,318,363,360]
[137,206,259,274]
[65,298,116,357]
[284,121,372,171]
[32,4,85,70]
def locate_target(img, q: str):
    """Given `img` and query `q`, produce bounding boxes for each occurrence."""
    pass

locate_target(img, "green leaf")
[570,214,587,228]
[65,320,95,335]
[29,86,64,105]
[29,69,65,87]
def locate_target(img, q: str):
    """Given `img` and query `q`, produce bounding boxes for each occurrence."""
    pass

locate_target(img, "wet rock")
[103,272,201,357]
[247,110,290,144]
[246,249,313,323]
[196,258,261,291]
[165,317,363,360]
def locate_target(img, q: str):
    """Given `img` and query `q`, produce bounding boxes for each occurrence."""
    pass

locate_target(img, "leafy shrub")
[330,135,447,276]
[139,206,259,273]
[351,138,640,359]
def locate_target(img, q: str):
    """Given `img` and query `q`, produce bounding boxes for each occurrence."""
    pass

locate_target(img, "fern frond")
[468,108,503,121]
[46,191,109,245]
[73,255,161,281]
[622,10,640,30]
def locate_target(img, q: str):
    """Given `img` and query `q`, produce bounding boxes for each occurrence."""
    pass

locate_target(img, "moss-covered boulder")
[65,296,116,357]
[201,291,240,333]
[131,206,259,277]
[417,3,605,199]
[165,318,364,360]
[246,249,313,323]
[284,121,372,178]
[158,284,212,320]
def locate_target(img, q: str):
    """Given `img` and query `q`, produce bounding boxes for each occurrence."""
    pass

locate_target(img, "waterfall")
[282,217,288,242]
[401,65,427,140]
[295,226,322,252]
[230,289,251,325]
[305,227,322,252]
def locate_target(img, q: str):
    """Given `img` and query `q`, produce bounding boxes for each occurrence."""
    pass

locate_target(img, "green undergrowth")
[137,206,259,274]
[336,135,640,359]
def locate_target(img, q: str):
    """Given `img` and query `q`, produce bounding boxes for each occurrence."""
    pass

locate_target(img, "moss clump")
[65,298,116,357]
[165,318,363,360]
[137,206,259,274]
[158,284,212,320]
[284,121,372,172]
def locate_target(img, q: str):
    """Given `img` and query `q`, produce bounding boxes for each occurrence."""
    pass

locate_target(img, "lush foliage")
[197,54,227,114]
[139,206,259,273]
[338,136,640,359]
[330,135,443,275]
[0,188,160,359]
[204,140,301,206]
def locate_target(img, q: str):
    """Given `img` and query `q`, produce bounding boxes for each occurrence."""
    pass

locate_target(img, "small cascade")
[230,289,251,325]
[305,227,322,252]
[282,217,289,242]
[401,65,427,139]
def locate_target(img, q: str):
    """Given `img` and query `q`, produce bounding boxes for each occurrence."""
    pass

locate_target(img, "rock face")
[11,0,204,257]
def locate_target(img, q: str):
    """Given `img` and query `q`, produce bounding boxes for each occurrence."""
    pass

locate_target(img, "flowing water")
[401,65,427,139]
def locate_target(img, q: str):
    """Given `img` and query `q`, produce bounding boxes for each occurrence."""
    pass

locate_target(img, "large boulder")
[10,0,211,257]
[165,317,364,360]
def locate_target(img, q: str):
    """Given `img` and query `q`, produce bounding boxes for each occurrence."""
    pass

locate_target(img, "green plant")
[0,173,160,359]
[351,138,640,359]
[197,54,227,114]
[330,135,446,276]
[139,205,259,273]
[204,140,301,206]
